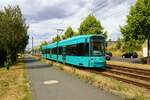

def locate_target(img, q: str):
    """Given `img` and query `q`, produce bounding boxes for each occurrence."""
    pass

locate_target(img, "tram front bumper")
[90,57,106,68]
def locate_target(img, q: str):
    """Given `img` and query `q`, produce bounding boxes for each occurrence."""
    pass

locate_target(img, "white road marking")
[43,80,59,85]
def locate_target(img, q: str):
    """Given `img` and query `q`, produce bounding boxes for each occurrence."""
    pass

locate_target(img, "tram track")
[83,65,150,89]
[107,64,150,76]
[105,68,150,82]
[99,71,150,89]
[35,55,150,89]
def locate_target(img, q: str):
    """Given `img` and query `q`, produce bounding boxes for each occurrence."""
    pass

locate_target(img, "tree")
[40,41,48,51]
[121,39,142,52]
[121,0,150,51]
[62,26,74,39]
[0,6,29,69]
[52,35,61,43]
[116,38,122,49]
[0,48,6,67]
[78,14,107,38]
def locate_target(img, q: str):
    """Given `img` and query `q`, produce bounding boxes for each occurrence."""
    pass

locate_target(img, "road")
[111,56,142,64]
[25,55,122,100]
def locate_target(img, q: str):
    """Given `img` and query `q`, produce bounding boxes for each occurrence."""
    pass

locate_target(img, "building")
[143,39,150,57]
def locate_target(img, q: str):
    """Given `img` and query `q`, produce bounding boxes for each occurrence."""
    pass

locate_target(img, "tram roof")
[42,34,104,49]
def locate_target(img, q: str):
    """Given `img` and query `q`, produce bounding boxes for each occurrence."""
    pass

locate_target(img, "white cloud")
[0,0,136,48]
[27,0,92,47]
[94,0,135,40]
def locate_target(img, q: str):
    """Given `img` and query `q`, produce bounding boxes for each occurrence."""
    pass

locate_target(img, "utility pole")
[56,29,64,37]
[56,29,64,60]
[56,29,64,42]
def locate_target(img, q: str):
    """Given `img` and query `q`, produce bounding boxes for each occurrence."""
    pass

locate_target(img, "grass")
[57,64,150,100]
[107,60,150,70]
[0,61,32,100]
[33,55,150,100]
[56,63,150,100]
[36,56,150,100]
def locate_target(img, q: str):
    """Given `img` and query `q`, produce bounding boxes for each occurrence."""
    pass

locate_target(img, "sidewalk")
[25,55,121,100]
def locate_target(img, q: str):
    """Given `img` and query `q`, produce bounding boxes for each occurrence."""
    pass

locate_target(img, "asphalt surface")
[25,55,122,100]
[111,56,142,64]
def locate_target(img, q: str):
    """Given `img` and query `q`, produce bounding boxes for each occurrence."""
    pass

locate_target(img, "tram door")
[62,46,66,63]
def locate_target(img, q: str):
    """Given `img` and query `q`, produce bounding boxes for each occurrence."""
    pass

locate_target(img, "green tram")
[42,34,106,68]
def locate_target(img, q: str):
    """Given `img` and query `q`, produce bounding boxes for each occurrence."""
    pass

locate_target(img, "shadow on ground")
[24,57,52,69]
[27,64,52,69]
[24,57,40,63]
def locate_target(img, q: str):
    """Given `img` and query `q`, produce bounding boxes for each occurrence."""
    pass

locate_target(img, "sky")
[0,0,136,49]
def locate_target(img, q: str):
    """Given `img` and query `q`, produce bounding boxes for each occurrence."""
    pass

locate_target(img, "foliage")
[51,15,107,42]
[62,26,75,39]
[121,39,143,52]
[116,38,122,49]
[78,14,107,39]
[0,6,28,68]
[52,35,61,43]
[103,31,108,39]
[39,41,48,51]
[120,0,150,51]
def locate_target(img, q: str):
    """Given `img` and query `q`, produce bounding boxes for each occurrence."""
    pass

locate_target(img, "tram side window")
[49,49,51,54]
[42,49,43,54]
[54,48,57,54]
[52,48,57,54]
[66,43,89,56]
[47,49,50,54]
[45,49,47,54]
[42,49,46,54]
[66,45,77,56]
[62,47,66,55]
[52,48,54,54]
[46,49,49,54]
[58,47,63,55]
[51,48,54,54]
[77,43,89,56]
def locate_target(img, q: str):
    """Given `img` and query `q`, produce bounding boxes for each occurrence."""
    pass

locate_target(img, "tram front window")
[91,37,105,56]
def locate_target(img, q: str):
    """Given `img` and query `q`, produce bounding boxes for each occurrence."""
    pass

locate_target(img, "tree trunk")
[147,57,150,64]
[147,36,150,64]
[0,48,7,67]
